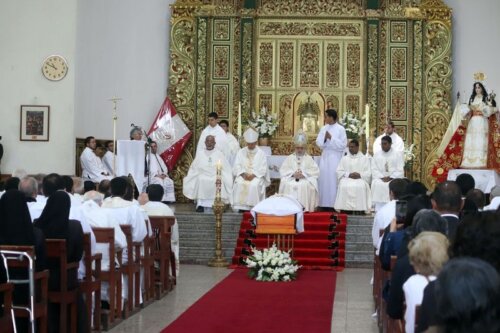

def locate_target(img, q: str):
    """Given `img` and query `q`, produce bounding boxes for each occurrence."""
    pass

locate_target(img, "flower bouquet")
[339,112,365,140]
[245,243,300,282]
[403,143,416,166]
[248,107,278,138]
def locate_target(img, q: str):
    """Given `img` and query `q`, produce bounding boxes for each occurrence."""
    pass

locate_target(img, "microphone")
[131,123,141,129]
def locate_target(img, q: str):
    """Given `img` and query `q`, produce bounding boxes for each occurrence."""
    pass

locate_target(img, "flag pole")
[109,96,122,177]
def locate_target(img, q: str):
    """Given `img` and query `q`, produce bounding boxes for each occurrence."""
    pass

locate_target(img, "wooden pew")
[149,216,175,299]
[0,246,49,333]
[91,227,122,331]
[79,233,102,332]
[140,220,155,307]
[0,282,14,333]
[45,239,79,333]
[119,225,141,318]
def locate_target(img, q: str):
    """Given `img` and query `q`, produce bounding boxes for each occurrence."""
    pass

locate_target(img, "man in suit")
[431,181,463,240]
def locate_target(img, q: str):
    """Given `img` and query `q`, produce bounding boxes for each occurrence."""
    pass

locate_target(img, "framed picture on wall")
[20,105,50,141]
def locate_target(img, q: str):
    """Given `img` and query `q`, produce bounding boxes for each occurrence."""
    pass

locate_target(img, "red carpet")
[161,269,337,333]
[231,212,346,270]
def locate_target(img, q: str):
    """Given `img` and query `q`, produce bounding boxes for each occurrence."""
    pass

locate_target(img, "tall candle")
[365,103,370,138]
[237,102,242,138]
[216,159,222,174]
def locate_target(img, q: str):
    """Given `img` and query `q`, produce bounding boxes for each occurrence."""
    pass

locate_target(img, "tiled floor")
[108,265,378,333]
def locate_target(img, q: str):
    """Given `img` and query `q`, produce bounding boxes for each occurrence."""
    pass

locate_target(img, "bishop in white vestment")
[196,112,228,158]
[334,139,372,212]
[315,109,347,208]
[279,131,319,212]
[371,136,404,211]
[232,128,270,211]
[183,135,233,212]
[373,121,404,155]
[145,141,175,202]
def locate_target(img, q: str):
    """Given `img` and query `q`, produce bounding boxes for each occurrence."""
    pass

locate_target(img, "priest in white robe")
[373,121,404,155]
[196,112,228,158]
[183,135,233,212]
[334,139,372,212]
[279,131,319,212]
[232,128,270,211]
[371,136,405,211]
[315,109,347,209]
[80,136,111,182]
[145,141,175,202]
[219,119,240,166]
[102,140,115,176]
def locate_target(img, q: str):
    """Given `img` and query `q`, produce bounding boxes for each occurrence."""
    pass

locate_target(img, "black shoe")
[196,206,204,213]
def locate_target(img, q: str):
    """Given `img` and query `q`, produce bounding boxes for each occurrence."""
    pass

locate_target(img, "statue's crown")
[473,72,486,82]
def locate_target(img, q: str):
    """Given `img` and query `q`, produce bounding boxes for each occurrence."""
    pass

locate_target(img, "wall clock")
[42,55,68,81]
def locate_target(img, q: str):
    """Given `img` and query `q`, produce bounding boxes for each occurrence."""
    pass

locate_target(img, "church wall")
[444,0,500,100]
[0,0,78,175]
[74,0,175,142]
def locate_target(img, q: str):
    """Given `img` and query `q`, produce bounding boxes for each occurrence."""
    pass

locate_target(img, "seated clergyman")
[278,131,319,212]
[182,135,233,213]
[334,139,372,213]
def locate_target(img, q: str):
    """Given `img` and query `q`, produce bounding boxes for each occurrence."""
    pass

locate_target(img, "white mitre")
[294,130,307,147]
[243,128,258,143]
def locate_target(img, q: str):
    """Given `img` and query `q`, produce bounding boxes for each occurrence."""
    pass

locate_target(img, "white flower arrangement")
[404,143,416,166]
[339,112,365,140]
[245,243,300,282]
[248,107,278,138]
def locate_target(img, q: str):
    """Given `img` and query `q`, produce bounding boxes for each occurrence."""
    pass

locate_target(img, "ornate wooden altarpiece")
[167,0,453,200]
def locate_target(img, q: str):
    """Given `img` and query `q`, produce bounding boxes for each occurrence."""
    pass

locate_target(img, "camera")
[395,200,408,224]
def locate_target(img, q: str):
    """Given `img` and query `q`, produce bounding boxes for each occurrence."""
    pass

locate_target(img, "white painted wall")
[0,0,77,175]
[74,0,175,141]
[444,0,500,103]
[0,0,498,175]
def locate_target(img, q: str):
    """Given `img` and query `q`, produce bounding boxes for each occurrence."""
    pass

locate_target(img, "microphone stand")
[143,129,153,190]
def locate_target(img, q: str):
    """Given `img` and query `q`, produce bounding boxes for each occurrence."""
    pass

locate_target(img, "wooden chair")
[45,239,79,333]
[0,282,14,333]
[79,233,102,332]
[149,216,175,299]
[0,246,49,333]
[92,227,122,331]
[119,225,141,318]
[140,220,155,307]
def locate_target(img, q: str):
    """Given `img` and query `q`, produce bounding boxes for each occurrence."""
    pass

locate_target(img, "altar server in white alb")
[232,128,270,211]
[372,121,404,155]
[196,112,228,158]
[219,119,241,166]
[145,141,175,202]
[183,135,233,212]
[279,130,319,212]
[315,109,347,209]
[334,139,372,213]
[371,135,404,211]
[80,136,112,182]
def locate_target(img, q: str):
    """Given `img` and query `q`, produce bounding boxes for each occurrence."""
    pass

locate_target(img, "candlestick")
[238,102,242,138]
[365,103,370,137]
[109,96,122,176]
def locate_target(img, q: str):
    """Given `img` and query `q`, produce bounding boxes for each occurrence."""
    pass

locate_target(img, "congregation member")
[403,232,448,333]
[98,179,111,198]
[62,175,82,207]
[372,121,404,155]
[196,112,228,158]
[145,141,175,202]
[102,140,115,175]
[484,185,500,210]
[371,178,407,252]
[334,139,372,213]
[33,191,87,333]
[371,136,404,211]
[430,181,461,239]
[183,135,233,212]
[18,176,38,202]
[141,184,179,276]
[218,119,240,166]
[232,128,270,212]
[278,131,319,212]
[466,188,486,211]
[0,190,47,331]
[315,109,347,210]
[80,136,111,183]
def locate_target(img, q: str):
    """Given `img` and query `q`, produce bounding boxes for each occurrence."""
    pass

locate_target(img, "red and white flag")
[147,97,192,171]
